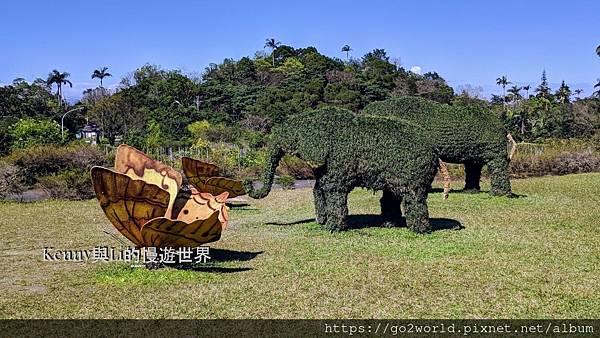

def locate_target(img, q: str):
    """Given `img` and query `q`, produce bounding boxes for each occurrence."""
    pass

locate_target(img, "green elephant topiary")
[362,96,514,196]
[244,107,440,233]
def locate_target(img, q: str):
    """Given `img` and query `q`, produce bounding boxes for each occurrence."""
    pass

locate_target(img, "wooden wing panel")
[91,166,171,246]
[181,157,246,197]
[204,177,246,198]
[114,144,182,212]
[181,156,221,179]
[140,212,223,247]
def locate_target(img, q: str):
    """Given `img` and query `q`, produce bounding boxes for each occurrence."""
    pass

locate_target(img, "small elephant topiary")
[363,96,514,196]
[244,107,439,234]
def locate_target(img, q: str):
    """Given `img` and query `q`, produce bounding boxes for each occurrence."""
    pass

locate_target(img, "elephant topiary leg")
[489,156,513,196]
[380,189,402,227]
[313,180,327,225]
[464,161,483,192]
[402,190,431,234]
[323,189,349,231]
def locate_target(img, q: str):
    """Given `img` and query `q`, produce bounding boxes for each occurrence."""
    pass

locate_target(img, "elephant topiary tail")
[244,147,284,199]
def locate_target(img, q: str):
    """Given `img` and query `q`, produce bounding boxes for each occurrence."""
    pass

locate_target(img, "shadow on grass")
[430,188,527,198]
[226,202,252,208]
[210,248,263,262]
[268,215,463,232]
[172,265,252,273]
[430,187,486,194]
[162,249,263,273]
[226,202,260,211]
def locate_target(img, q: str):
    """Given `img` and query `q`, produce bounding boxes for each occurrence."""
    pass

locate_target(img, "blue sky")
[1,0,598,100]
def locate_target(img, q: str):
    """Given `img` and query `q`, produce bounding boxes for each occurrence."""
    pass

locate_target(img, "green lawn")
[1,173,599,318]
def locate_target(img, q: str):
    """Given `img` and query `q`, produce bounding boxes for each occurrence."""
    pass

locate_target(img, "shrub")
[6,143,107,186]
[236,148,268,178]
[37,169,95,200]
[509,139,600,178]
[67,141,108,169]
[277,155,314,179]
[207,142,240,177]
[0,117,18,156]
[6,145,70,185]
[510,151,600,178]
[241,130,267,148]
[591,131,600,152]
[275,175,296,190]
[9,118,61,150]
[188,120,240,145]
[0,161,26,199]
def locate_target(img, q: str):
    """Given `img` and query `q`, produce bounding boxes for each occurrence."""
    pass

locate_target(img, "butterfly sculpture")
[181,157,246,198]
[91,145,229,248]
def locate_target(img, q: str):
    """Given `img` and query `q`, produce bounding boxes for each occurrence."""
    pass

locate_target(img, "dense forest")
[2,41,599,155]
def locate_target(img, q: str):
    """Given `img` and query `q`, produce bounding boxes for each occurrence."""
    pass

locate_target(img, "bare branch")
[438,159,450,200]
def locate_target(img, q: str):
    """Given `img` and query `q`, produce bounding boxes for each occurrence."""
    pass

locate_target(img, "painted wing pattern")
[181,156,246,197]
[141,212,223,247]
[91,166,170,247]
[114,144,182,214]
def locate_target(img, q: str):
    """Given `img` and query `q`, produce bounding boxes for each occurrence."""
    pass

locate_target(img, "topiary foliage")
[244,107,439,233]
[362,96,513,196]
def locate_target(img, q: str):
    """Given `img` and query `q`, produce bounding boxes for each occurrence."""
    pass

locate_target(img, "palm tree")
[522,85,530,99]
[92,67,112,87]
[264,38,281,66]
[507,85,522,103]
[341,45,352,60]
[46,69,72,107]
[496,75,511,108]
[574,88,583,99]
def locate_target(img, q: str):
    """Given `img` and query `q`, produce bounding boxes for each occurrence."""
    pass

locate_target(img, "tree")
[523,85,531,99]
[555,81,571,103]
[264,38,281,66]
[574,88,583,99]
[594,79,600,97]
[596,44,600,58]
[8,118,61,150]
[507,85,522,103]
[535,70,551,98]
[46,70,72,107]
[495,75,510,108]
[92,67,112,87]
[0,78,55,119]
[341,45,352,60]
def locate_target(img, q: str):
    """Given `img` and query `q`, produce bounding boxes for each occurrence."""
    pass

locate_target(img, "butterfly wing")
[181,156,221,179]
[140,212,223,248]
[181,157,245,197]
[114,144,182,214]
[91,166,171,246]
[203,177,246,198]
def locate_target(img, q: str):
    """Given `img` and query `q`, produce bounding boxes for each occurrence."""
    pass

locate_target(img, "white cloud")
[410,66,422,75]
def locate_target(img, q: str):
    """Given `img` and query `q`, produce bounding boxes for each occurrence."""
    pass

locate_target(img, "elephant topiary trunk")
[244,148,284,199]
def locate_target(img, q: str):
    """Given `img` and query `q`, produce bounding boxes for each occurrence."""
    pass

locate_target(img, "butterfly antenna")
[103,230,128,246]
